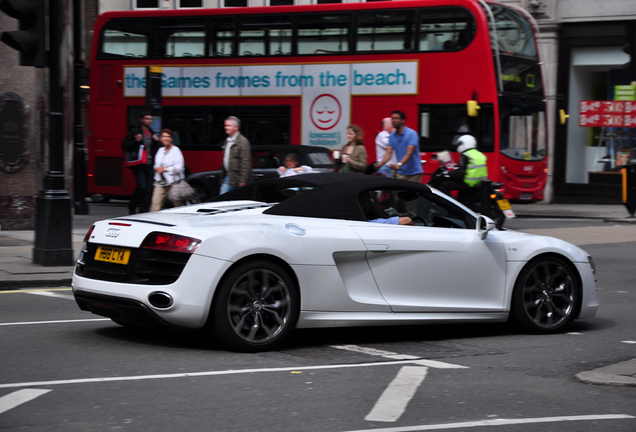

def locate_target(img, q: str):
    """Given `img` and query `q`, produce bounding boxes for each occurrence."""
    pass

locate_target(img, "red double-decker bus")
[87,0,548,202]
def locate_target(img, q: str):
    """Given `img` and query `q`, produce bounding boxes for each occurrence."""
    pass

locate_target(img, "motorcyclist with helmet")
[432,135,488,201]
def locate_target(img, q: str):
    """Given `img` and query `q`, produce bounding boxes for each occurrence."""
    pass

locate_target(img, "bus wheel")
[90,194,110,204]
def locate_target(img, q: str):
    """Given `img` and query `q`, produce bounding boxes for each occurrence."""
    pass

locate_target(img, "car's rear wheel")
[210,260,298,352]
[511,256,579,333]
[90,193,110,204]
[190,183,208,202]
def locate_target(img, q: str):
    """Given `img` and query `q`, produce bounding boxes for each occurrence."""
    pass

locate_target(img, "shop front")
[554,21,636,203]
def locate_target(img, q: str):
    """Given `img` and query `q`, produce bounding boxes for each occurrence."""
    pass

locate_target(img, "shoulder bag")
[168,172,195,202]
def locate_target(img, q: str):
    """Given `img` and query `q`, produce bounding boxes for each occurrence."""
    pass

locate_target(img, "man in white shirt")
[220,116,253,195]
[375,117,396,178]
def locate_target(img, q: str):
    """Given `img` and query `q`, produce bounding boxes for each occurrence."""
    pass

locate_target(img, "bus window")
[298,14,351,55]
[239,16,293,56]
[154,18,206,58]
[211,18,236,57]
[417,8,475,52]
[162,106,206,148]
[419,104,494,152]
[356,10,414,52]
[205,105,291,148]
[100,19,151,58]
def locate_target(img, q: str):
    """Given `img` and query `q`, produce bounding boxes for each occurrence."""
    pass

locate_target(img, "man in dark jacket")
[220,116,253,195]
[121,111,160,214]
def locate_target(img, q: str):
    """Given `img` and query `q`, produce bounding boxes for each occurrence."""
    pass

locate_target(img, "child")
[277,153,312,177]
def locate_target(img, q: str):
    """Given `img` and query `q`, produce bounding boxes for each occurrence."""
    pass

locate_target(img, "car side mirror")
[477,215,495,240]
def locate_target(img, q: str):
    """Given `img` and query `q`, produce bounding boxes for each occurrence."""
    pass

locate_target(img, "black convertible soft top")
[211,173,434,221]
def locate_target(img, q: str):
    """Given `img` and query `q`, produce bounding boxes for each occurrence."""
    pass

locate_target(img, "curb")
[575,359,636,387]
[515,213,632,221]
[0,278,72,290]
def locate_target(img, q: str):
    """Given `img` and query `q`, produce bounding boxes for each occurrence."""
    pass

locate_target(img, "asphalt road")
[1,216,635,431]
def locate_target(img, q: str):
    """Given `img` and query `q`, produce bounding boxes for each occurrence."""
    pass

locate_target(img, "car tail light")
[141,232,201,253]
[83,225,95,243]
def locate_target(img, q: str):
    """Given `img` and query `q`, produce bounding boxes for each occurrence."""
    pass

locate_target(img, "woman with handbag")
[150,129,187,212]
[335,125,367,174]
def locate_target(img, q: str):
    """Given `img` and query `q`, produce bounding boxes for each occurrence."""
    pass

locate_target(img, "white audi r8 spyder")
[72,174,598,352]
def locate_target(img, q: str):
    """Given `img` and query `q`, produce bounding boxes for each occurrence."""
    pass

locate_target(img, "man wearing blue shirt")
[374,110,423,183]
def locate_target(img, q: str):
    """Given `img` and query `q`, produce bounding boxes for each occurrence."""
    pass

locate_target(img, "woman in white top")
[150,129,185,212]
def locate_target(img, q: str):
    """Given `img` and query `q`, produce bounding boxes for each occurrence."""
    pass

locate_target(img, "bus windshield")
[499,100,547,162]
[488,4,537,60]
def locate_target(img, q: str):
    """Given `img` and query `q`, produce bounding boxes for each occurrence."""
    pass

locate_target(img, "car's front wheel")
[210,260,299,352]
[511,256,579,333]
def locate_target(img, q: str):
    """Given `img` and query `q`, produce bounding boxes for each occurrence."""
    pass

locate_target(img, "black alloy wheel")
[511,256,579,333]
[210,260,298,352]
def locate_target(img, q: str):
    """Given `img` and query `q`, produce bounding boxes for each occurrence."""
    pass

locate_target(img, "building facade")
[499,0,636,203]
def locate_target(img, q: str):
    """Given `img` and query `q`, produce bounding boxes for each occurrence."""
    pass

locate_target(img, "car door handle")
[367,244,391,252]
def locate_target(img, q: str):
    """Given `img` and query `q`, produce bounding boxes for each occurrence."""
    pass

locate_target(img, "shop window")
[134,0,159,9]
[177,0,203,7]
[223,0,248,7]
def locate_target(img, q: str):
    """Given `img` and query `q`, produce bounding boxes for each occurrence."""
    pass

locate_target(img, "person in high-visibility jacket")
[435,135,488,199]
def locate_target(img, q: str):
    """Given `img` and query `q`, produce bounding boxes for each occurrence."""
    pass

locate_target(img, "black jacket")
[121,124,160,167]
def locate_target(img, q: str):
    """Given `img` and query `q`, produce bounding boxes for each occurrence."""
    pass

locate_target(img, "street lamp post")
[33,0,73,266]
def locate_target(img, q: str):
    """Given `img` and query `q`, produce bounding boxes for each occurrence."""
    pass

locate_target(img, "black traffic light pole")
[33,0,73,266]
[72,0,88,215]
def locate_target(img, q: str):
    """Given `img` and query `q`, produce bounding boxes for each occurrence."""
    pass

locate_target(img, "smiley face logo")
[310,94,342,130]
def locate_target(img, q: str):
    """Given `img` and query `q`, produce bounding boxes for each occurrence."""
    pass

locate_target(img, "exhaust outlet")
[148,292,173,309]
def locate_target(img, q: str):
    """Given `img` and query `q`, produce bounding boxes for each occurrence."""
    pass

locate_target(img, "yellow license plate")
[496,199,512,211]
[95,246,131,265]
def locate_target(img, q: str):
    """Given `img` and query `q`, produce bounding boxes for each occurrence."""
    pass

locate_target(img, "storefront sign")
[579,100,636,127]
[124,62,418,148]
[614,85,636,101]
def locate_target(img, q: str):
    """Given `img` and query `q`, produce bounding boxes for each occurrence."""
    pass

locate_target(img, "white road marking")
[330,345,467,369]
[331,345,419,360]
[0,389,51,415]
[365,366,428,422]
[27,291,75,300]
[342,414,635,432]
[0,318,109,327]
[0,359,461,390]
[0,288,72,294]
[622,340,636,344]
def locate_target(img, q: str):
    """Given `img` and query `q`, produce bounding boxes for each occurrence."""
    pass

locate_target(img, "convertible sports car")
[72,173,598,352]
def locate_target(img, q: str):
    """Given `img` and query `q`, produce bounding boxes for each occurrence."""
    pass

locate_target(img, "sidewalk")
[1,202,634,290]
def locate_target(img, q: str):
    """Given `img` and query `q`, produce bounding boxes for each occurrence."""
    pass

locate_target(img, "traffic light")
[0,0,47,67]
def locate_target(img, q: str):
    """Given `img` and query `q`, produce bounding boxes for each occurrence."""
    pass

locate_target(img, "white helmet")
[456,135,477,153]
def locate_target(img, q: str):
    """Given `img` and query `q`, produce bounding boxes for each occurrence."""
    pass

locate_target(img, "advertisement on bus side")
[123,61,418,149]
